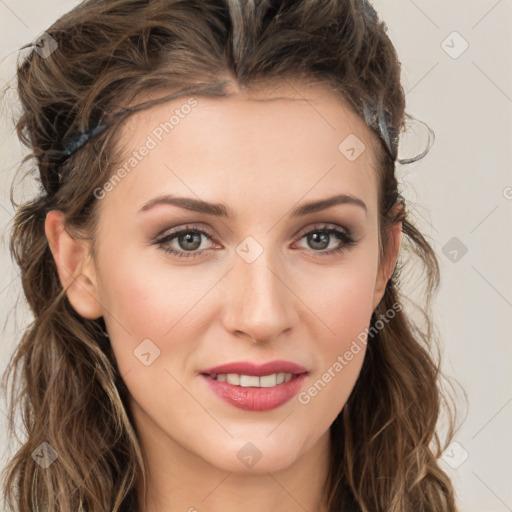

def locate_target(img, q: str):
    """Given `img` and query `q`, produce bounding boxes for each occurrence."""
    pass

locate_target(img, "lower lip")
[200,373,308,411]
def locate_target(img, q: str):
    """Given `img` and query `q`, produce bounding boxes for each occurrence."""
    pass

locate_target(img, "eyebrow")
[138,193,367,217]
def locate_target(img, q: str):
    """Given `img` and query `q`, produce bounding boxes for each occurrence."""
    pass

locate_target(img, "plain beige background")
[1,1,511,511]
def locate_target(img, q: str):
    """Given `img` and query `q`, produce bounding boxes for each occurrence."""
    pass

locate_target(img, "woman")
[2,0,459,510]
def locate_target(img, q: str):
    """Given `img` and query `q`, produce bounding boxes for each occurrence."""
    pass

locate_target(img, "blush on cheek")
[103,264,213,359]
[316,286,374,372]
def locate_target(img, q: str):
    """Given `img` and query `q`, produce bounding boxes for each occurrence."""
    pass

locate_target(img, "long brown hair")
[2,0,461,510]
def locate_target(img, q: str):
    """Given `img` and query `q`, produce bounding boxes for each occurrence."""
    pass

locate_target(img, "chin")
[196,434,309,474]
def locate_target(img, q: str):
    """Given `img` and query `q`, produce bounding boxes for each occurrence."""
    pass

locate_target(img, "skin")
[45,82,402,512]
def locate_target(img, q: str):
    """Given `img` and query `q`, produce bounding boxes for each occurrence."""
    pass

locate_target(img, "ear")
[372,220,402,311]
[44,210,103,319]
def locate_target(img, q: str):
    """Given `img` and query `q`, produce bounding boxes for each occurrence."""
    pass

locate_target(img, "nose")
[221,248,299,344]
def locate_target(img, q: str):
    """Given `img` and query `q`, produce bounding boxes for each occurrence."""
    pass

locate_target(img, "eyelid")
[155,224,218,247]
[153,221,357,258]
[291,222,353,242]
[155,222,351,242]
[154,223,216,240]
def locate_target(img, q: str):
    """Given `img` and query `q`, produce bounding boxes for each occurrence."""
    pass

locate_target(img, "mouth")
[200,359,308,378]
[198,360,309,411]
[202,372,301,387]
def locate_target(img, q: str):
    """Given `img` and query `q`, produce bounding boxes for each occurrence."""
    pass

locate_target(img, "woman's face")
[52,83,400,475]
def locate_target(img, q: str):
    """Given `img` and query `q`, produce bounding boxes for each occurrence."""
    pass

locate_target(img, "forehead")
[101,82,381,219]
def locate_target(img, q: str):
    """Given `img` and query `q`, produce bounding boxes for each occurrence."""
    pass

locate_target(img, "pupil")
[309,232,329,250]
[180,232,201,250]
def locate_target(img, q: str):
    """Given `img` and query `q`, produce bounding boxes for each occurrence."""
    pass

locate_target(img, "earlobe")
[372,221,402,311]
[44,210,103,319]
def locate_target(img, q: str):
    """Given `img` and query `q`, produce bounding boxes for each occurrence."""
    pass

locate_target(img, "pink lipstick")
[199,360,308,411]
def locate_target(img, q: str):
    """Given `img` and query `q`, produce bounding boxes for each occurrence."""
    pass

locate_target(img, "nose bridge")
[223,243,297,342]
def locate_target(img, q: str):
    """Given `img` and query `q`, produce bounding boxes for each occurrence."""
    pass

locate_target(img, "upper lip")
[200,360,308,377]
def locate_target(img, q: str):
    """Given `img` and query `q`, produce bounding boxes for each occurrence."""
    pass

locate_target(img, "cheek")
[318,274,374,324]
[308,251,378,340]
[98,245,204,334]
[297,267,375,421]
[96,245,223,384]
[301,248,377,392]
[314,270,374,372]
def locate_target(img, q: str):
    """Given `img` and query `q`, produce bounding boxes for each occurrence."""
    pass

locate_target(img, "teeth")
[240,375,260,387]
[211,373,296,387]
[260,374,277,387]
[226,374,240,385]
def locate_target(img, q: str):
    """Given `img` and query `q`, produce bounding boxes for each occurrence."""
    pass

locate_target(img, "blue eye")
[154,223,356,259]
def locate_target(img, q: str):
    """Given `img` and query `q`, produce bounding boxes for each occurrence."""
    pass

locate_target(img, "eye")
[293,224,357,256]
[154,223,357,259]
[155,225,216,259]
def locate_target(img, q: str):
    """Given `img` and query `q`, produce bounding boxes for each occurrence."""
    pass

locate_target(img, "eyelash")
[154,223,357,259]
